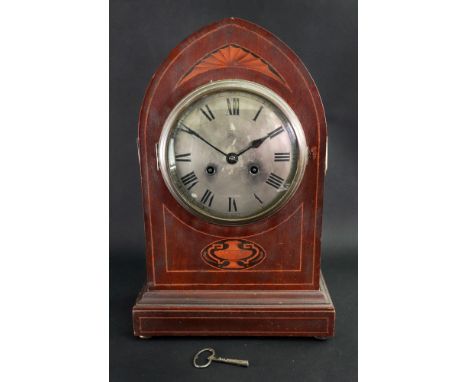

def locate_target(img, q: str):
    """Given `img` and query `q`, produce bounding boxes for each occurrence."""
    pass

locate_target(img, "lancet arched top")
[137,17,327,250]
[178,44,286,87]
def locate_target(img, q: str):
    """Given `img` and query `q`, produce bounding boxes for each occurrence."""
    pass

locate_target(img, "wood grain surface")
[133,17,335,337]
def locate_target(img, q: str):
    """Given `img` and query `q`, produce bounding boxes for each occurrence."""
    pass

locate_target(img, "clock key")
[193,348,249,368]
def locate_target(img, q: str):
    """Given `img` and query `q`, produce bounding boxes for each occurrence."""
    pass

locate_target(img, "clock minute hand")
[179,122,228,157]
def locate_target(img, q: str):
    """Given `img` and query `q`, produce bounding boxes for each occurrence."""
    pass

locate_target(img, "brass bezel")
[158,80,308,225]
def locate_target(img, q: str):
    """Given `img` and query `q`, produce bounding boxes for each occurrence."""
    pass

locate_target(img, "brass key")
[193,348,249,368]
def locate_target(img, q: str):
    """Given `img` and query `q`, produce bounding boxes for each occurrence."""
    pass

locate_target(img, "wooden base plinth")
[132,272,335,338]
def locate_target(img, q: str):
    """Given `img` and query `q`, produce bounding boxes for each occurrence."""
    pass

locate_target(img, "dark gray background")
[110,0,357,381]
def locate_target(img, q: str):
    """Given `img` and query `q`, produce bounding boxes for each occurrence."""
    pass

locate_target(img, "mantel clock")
[132,18,335,338]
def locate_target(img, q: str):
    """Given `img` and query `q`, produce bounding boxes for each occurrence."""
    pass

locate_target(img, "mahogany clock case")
[132,17,336,338]
[110,0,357,380]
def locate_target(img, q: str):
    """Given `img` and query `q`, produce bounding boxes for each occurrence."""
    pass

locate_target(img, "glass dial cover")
[159,80,307,225]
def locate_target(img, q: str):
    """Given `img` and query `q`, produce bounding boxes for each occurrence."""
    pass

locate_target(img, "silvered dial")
[160,81,306,224]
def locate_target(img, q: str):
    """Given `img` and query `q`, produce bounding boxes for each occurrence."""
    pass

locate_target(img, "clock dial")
[161,82,306,224]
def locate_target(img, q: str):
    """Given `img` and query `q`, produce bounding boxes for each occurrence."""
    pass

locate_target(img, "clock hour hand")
[236,136,268,156]
[236,126,283,156]
[179,122,228,157]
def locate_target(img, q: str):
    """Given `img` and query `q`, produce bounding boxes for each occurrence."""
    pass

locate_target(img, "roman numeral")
[266,173,284,189]
[227,98,239,115]
[200,189,214,206]
[254,193,263,204]
[175,153,191,162]
[269,126,284,139]
[274,152,290,162]
[253,106,263,121]
[180,171,198,190]
[228,197,237,212]
[200,104,215,121]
